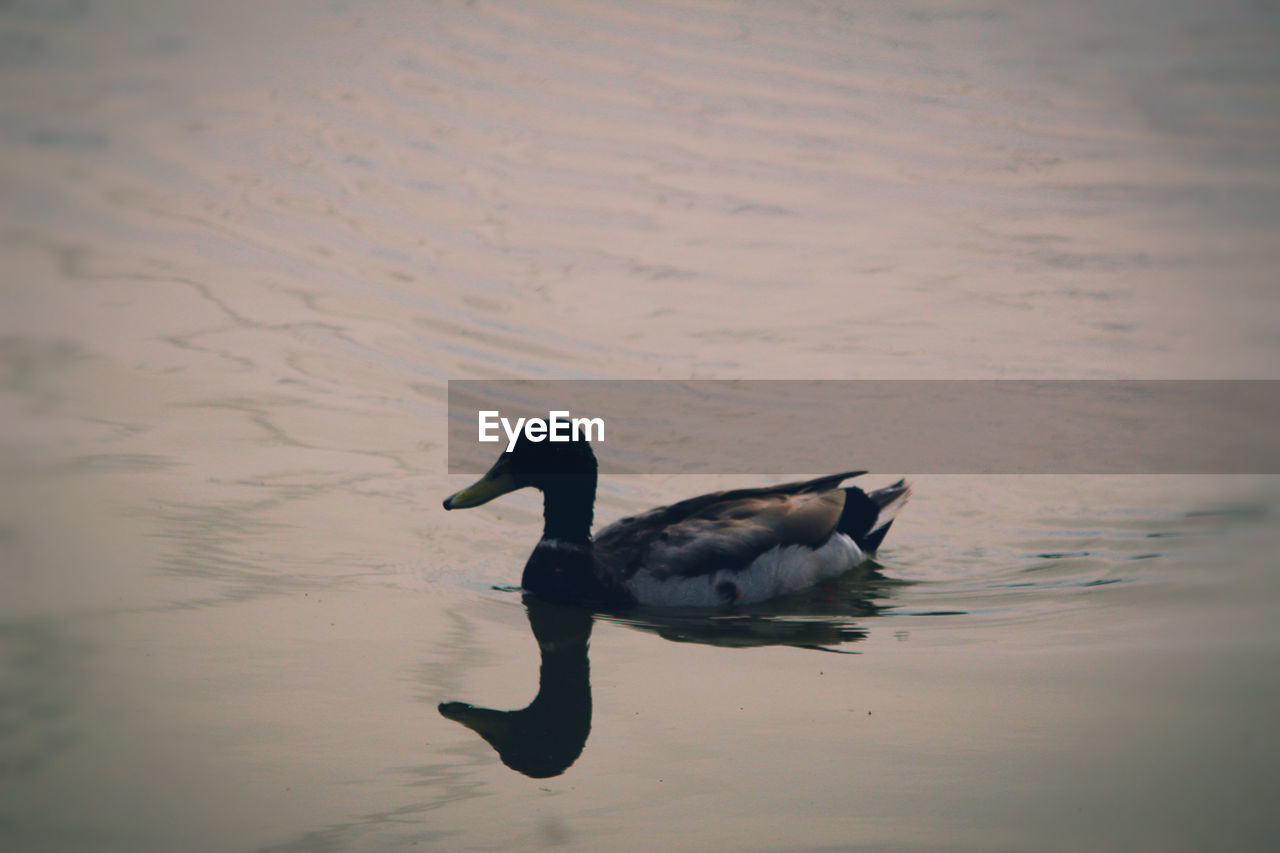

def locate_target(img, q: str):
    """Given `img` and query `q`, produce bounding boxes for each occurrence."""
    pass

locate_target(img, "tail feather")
[837,479,911,554]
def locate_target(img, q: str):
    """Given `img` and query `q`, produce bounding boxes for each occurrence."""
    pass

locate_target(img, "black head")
[503,432,597,484]
[443,434,597,510]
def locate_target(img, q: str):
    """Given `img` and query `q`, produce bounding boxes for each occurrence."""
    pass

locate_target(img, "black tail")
[836,479,911,553]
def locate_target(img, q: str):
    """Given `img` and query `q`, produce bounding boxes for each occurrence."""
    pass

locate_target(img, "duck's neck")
[540,474,596,543]
[525,471,636,610]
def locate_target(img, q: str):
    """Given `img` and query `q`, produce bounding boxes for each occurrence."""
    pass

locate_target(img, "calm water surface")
[2,1,1278,851]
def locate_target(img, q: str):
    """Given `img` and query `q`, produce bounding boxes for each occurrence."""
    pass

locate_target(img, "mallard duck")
[443,436,909,610]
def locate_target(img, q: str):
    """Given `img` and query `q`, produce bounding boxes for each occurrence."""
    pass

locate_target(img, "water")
[1,1,1278,850]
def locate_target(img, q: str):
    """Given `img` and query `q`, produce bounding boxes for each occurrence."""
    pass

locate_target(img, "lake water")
[2,1,1278,850]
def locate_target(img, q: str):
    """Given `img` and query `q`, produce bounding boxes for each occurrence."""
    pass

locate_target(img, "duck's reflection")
[439,572,894,778]
[439,599,593,779]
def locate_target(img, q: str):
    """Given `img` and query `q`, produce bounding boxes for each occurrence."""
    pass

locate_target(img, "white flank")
[625,533,866,607]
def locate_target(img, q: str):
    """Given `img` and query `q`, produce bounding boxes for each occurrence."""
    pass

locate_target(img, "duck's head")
[443,434,598,510]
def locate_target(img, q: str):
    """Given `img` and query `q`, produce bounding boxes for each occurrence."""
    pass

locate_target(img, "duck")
[443,435,909,610]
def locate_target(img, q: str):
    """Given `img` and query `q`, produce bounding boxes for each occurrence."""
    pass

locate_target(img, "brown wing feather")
[596,479,853,581]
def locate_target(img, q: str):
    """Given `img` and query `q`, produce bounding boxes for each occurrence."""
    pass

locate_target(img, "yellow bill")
[443,457,519,510]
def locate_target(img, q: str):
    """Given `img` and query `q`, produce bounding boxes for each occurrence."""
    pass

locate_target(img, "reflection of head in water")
[439,599,593,778]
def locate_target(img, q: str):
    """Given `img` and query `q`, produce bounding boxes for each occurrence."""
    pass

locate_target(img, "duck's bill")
[443,460,518,510]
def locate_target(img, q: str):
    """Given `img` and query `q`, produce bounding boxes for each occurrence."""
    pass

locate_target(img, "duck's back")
[595,473,900,607]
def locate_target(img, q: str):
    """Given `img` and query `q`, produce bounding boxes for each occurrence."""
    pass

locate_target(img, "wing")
[595,474,860,581]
